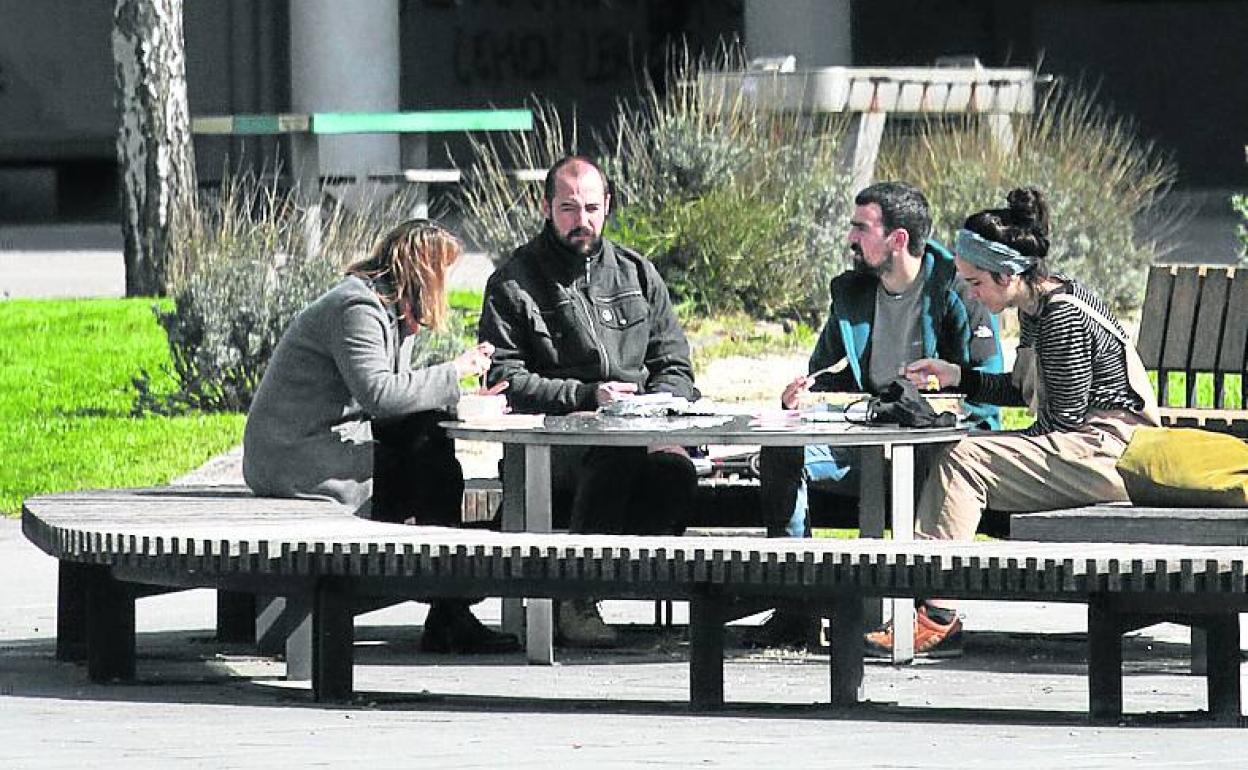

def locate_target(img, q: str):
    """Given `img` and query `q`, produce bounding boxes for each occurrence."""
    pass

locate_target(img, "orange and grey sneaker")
[863,605,964,658]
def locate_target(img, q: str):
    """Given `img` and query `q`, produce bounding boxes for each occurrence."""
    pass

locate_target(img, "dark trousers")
[568,446,697,535]
[758,445,810,538]
[370,410,465,526]
[369,411,480,612]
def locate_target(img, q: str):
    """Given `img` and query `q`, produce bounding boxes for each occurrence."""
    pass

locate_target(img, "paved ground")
[5,513,1248,768]
[0,222,495,299]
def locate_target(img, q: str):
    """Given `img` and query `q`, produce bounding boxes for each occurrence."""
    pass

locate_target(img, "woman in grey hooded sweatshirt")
[244,218,518,654]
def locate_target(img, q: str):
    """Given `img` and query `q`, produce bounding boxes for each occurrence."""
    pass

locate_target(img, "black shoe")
[420,603,521,654]
[743,609,820,650]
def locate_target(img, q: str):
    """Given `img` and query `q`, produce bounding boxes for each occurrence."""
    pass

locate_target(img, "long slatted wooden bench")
[22,486,1248,723]
[43,480,502,679]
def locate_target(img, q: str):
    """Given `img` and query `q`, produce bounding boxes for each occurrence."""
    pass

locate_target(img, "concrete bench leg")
[688,589,725,708]
[1201,614,1242,721]
[1087,597,1125,722]
[256,594,314,680]
[829,591,865,707]
[215,590,255,643]
[56,561,91,661]
[86,568,135,682]
[312,579,354,702]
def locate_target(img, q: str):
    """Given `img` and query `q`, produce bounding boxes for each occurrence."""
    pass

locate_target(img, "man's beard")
[851,245,892,276]
[557,226,602,256]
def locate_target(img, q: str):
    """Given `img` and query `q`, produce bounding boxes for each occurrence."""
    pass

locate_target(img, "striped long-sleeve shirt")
[961,278,1142,435]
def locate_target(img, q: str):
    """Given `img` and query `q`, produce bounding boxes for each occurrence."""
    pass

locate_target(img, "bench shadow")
[1,626,1235,727]
[939,630,1202,676]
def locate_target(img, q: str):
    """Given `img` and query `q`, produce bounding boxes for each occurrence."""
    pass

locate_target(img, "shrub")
[605,50,855,320]
[1233,193,1248,258]
[134,175,473,414]
[877,83,1176,315]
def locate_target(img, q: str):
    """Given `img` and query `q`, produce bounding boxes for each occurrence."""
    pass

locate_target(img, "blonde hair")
[347,219,462,330]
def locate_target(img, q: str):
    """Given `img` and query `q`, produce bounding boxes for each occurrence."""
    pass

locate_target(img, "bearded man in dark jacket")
[477,155,699,647]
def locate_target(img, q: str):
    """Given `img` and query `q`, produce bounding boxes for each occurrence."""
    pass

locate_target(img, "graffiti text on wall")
[453,26,636,86]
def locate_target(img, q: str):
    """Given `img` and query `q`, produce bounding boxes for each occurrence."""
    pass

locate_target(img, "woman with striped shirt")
[865,187,1159,657]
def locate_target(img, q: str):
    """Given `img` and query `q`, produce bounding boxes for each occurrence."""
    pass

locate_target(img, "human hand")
[475,379,508,396]
[595,381,638,406]
[901,358,959,391]
[780,374,813,410]
[453,341,495,379]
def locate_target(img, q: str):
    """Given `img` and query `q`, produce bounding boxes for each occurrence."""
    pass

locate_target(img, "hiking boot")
[864,605,963,659]
[557,599,620,648]
[420,602,521,655]
[743,609,821,650]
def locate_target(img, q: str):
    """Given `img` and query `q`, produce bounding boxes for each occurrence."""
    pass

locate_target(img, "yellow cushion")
[1116,427,1248,507]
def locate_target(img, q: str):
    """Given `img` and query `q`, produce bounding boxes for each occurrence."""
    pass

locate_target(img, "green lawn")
[0,299,244,516]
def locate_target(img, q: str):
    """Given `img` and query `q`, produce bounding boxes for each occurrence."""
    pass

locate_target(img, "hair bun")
[1006,187,1048,233]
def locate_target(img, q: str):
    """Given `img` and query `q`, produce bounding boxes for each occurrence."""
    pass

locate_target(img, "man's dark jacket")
[478,225,698,414]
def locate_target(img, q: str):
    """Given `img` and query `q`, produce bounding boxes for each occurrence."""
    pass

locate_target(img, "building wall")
[0,0,115,220]
[184,0,289,182]
[1036,1,1248,190]
[853,0,1248,192]
[0,0,1243,235]
[0,0,286,221]
[398,0,739,165]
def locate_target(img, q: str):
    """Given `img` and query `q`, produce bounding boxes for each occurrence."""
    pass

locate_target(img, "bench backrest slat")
[1135,265,1173,369]
[1191,266,1230,371]
[1159,266,1201,373]
[1137,264,1248,431]
[1220,269,1248,384]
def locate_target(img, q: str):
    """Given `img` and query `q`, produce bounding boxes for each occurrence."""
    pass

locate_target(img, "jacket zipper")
[573,256,610,380]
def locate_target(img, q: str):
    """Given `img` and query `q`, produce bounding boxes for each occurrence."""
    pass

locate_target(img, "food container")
[456,393,509,420]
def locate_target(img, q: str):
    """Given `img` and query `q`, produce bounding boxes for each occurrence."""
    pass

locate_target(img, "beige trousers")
[916,292,1160,542]
[914,412,1146,540]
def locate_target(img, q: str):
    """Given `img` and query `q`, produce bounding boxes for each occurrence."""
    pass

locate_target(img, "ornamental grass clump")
[455,100,580,259]
[878,83,1177,315]
[606,48,855,320]
[1233,193,1248,258]
[456,46,857,322]
[133,175,437,414]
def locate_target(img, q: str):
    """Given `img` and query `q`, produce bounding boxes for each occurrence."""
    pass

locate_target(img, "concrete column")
[744,0,852,68]
[290,0,400,193]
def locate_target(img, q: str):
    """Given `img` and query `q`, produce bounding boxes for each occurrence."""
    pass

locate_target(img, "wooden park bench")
[22,485,1248,723]
[1137,263,1248,436]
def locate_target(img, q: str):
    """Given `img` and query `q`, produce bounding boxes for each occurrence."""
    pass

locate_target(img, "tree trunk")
[112,0,196,297]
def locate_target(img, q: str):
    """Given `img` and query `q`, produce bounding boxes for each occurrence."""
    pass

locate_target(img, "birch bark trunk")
[112,0,196,296]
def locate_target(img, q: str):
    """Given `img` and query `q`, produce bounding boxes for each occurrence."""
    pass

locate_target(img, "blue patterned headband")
[955,228,1037,276]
